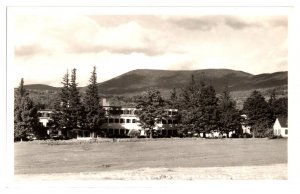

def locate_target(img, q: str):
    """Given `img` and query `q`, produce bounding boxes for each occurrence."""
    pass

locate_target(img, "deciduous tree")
[243,90,274,138]
[135,88,166,138]
[218,87,242,138]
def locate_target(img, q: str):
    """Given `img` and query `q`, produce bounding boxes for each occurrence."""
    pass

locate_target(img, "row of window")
[107,118,137,124]
[105,109,178,116]
[106,109,135,115]
[106,118,178,124]
[102,129,178,135]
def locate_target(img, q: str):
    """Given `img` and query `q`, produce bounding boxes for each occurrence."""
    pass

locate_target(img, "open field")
[14,138,287,180]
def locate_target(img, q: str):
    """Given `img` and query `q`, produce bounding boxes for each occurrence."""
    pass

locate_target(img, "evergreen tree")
[14,78,40,141]
[243,90,274,138]
[268,89,277,106]
[167,87,180,109]
[135,88,166,138]
[218,87,242,138]
[55,70,72,134]
[83,66,105,136]
[53,69,84,137]
[68,68,85,129]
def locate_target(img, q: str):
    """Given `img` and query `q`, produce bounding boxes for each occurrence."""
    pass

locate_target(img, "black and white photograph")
[1,2,300,194]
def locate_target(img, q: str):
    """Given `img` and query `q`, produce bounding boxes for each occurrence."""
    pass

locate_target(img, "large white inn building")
[99,106,178,138]
[38,106,179,139]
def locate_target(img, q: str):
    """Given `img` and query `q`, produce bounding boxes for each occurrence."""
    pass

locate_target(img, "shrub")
[128,129,140,138]
[242,133,252,138]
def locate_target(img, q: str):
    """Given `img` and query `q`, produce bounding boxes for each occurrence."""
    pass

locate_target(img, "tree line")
[14,67,288,141]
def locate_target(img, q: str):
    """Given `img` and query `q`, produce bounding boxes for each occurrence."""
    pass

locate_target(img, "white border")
[2,1,300,194]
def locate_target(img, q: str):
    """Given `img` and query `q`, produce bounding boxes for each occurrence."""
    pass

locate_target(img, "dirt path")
[14,163,287,181]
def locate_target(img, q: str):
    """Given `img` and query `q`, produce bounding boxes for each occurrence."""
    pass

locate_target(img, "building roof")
[277,117,288,128]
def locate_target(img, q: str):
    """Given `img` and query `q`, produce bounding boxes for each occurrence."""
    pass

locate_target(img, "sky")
[13,14,288,87]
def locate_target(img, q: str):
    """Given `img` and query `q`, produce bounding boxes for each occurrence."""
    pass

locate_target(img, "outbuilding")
[273,117,288,137]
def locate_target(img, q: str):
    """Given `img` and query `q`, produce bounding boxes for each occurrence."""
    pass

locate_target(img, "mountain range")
[24,69,288,96]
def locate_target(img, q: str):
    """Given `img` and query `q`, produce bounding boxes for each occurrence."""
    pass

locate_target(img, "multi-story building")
[98,106,178,138]
[37,110,53,127]
[37,106,179,139]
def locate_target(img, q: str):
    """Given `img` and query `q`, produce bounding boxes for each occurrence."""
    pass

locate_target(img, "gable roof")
[277,117,288,128]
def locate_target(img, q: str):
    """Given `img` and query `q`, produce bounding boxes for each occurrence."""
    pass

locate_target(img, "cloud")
[167,15,264,31]
[66,20,170,56]
[168,16,221,31]
[268,16,288,28]
[223,16,261,30]
[12,14,288,87]
[15,44,44,56]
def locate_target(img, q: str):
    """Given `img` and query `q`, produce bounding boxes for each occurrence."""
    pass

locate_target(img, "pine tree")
[83,66,105,136]
[14,78,40,141]
[218,87,242,138]
[55,70,72,134]
[69,68,85,129]
[167,87,179,109]
[135,88,166,138]
[243,90,274,138]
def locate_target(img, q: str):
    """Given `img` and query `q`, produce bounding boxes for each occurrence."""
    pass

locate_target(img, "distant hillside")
[231,71,288,91]
[94,69,287,96]
[23,69,287,96]
[24,84,60,91]
[95,69,253,95]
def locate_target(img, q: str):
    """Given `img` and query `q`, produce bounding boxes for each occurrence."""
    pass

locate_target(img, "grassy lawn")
[14,138,287,175]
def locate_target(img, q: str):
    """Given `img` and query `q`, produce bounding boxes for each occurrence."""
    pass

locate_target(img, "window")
[108,118,114,123]
[114,118,119,123]
[285,129,288,135]
[126,119,131,123]
[120,129,124,135]
[168,111,172,116]
[168,119,172,124]
[120,119,124,123]
[173,120,178,124]
[162,119,167,124]
[132,119,136,123]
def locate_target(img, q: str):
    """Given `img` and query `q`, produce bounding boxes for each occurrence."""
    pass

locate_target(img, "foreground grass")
[14,138,287,176]
[15,164,287,180]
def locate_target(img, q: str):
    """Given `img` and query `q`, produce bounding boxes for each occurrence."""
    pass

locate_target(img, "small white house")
[273,117,288,138]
